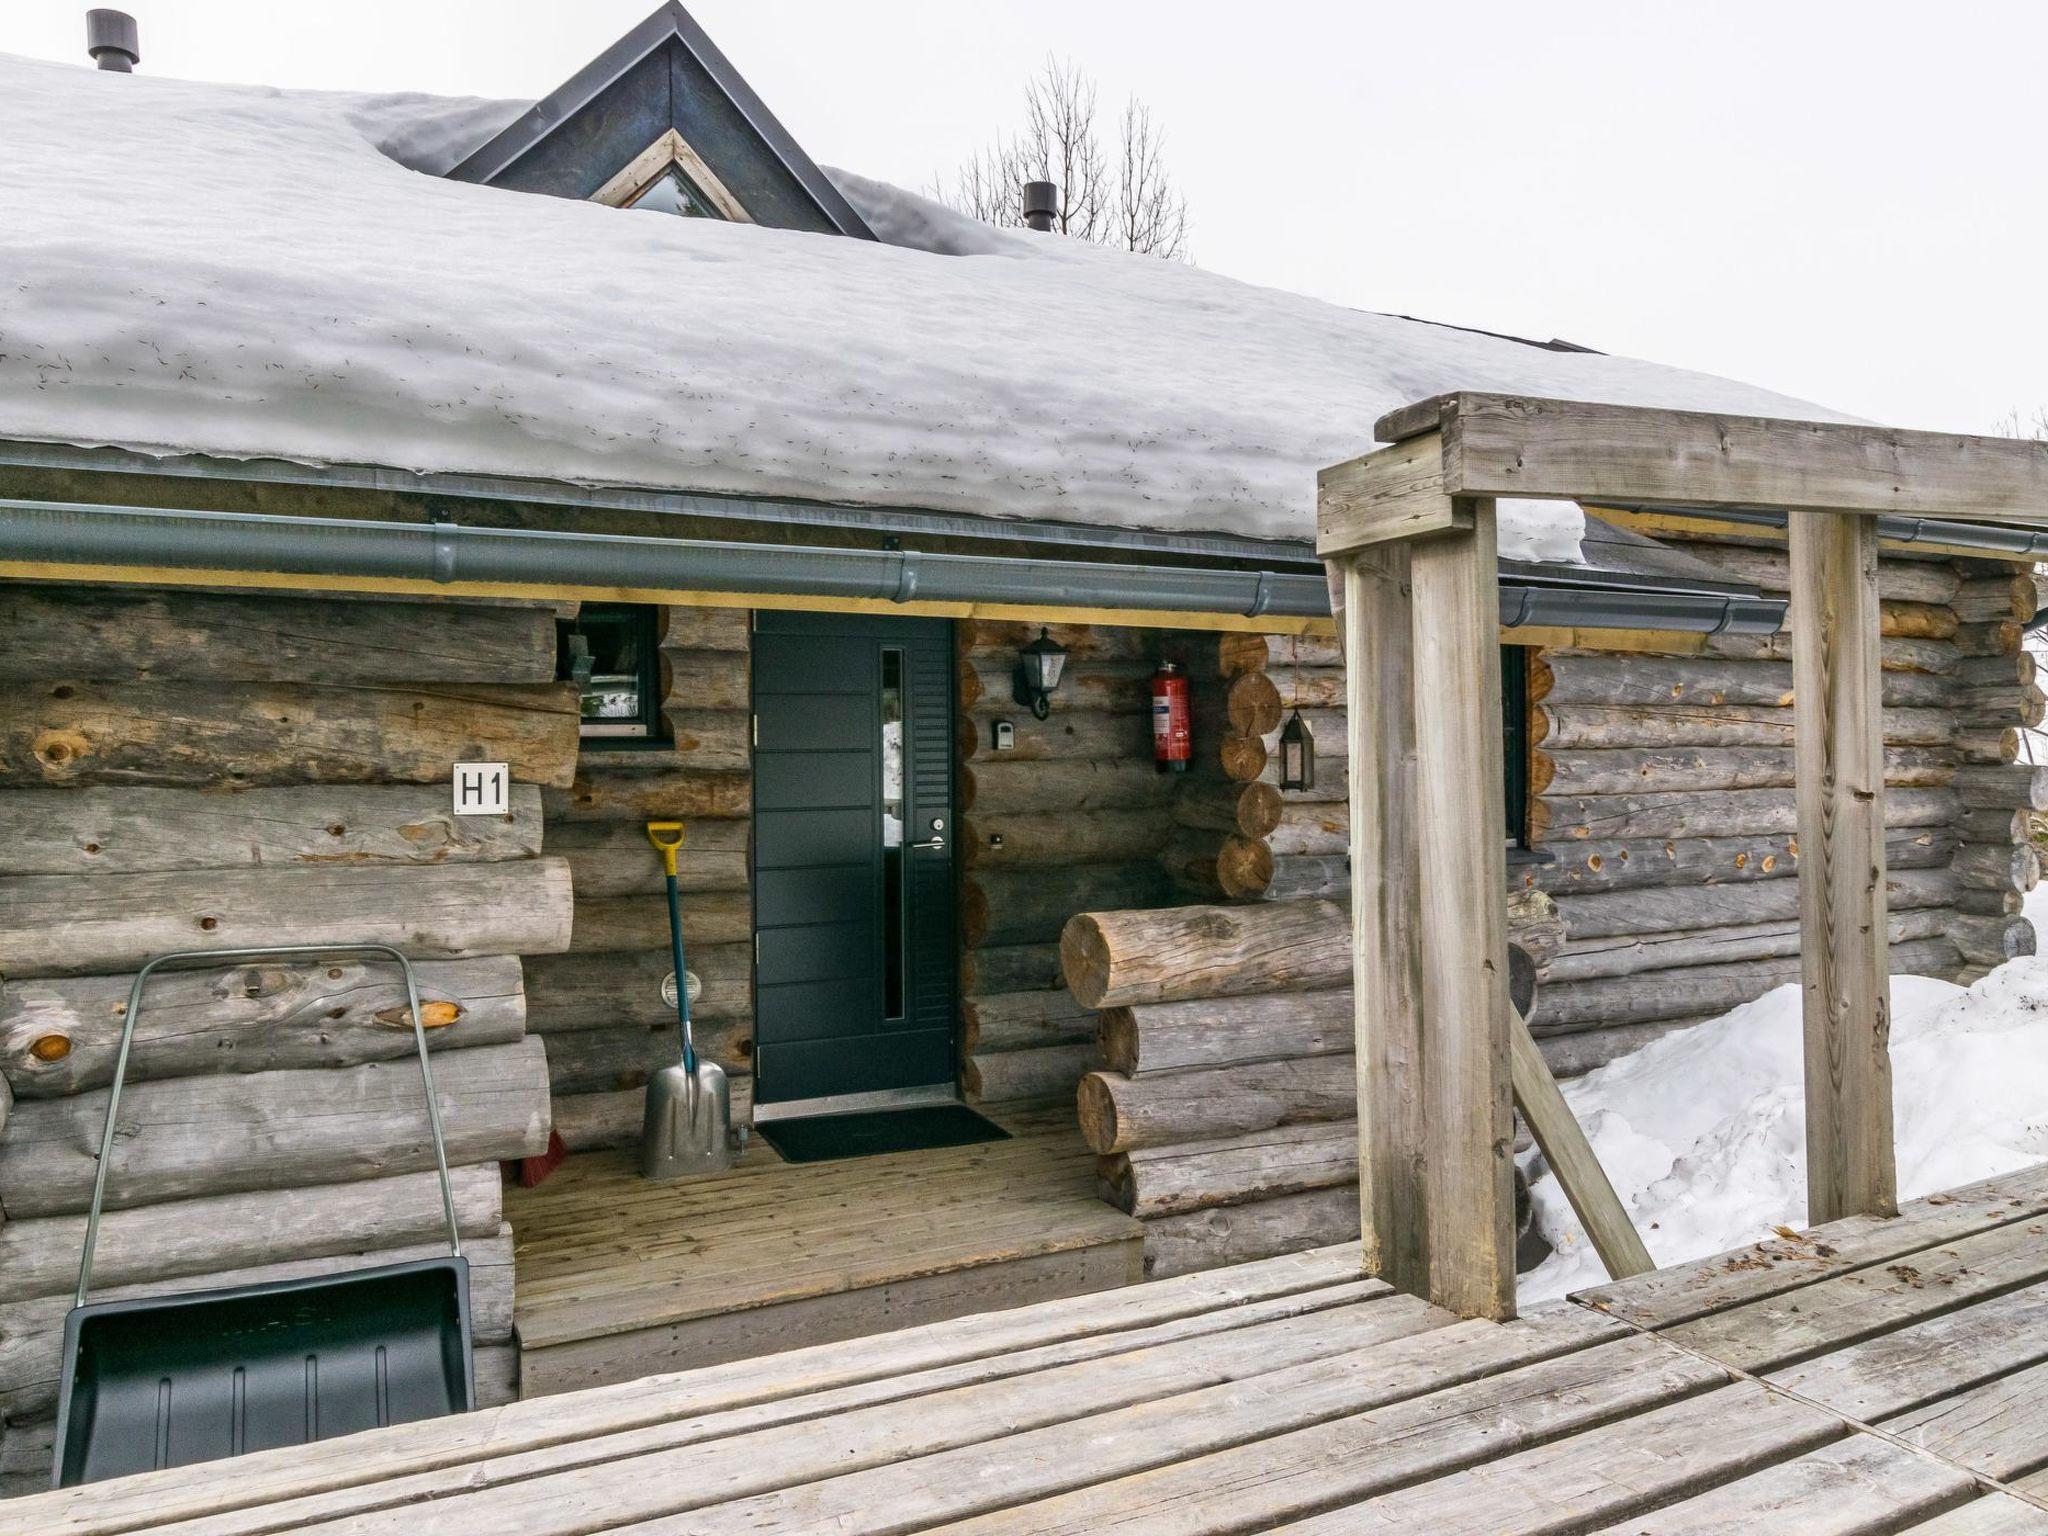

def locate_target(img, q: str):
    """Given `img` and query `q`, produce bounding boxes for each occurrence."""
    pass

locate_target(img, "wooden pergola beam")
[1373,393,2048,526]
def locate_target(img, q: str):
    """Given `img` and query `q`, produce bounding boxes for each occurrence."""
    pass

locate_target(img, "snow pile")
[1521,963,2048,1301]
[0,52,1856,555]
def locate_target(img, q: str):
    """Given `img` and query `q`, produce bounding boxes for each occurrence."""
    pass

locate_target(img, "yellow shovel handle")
[645,820,686,877]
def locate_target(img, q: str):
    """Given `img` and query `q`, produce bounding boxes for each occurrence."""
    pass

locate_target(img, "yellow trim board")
[1595,505,2037,565]
[0,560,1339,637]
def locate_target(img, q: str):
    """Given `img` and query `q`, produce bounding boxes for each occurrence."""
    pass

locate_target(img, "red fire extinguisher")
[1151,660,1191,773]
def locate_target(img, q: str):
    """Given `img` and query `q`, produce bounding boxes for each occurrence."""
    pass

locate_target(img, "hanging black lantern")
[1278,708,1316,792]
[1012,627,1069,720]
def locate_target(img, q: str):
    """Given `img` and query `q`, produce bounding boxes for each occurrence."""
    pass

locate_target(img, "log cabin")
[0,2,2041,1495]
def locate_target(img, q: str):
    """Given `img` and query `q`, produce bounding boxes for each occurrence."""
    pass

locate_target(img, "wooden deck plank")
[7,1247,1377,1536]
[180,1295,1449,1536]
[1905,1495,2048,1535]
[1663,1214,2048,1374]
[1884,1354,2048,1481]
[923,1324,1702,1536]
[1261,1381,1845,1534]
[1575,1164,2048,1330]
[1773,1279,2048,1426]
[1577,1436,1975,1535]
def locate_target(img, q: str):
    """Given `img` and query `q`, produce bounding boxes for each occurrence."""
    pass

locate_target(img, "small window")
[627,166,715,218]
[1500,645,1532,849]
[560,604,667,744]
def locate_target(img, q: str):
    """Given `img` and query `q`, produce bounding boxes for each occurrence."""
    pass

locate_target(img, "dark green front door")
[751,612,957,1105]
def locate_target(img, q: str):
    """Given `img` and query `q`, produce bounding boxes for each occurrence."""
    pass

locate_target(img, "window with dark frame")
[1500,644,1533,850]
[559,604,668,745]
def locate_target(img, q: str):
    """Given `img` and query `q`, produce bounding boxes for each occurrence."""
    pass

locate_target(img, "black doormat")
[756,1104,1010,1164]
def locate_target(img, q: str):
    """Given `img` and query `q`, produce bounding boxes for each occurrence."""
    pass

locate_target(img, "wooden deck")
[504,1102,1146,1396]
[19,1162,2048,1533]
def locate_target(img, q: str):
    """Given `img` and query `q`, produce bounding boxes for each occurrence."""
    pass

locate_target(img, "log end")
[1075,1069,1124,1154]
[1059,912,1114,1009]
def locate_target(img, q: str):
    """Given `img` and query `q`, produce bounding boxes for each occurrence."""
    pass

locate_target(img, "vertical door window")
[879,647,907,1020]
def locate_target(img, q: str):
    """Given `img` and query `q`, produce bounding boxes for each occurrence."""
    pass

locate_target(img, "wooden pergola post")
[1789,511,1897,1222]
[1320,391,2048,1311]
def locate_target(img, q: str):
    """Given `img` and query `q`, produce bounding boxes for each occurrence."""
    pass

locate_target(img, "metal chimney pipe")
[1021,180,1057,233]
[86,9,140,72]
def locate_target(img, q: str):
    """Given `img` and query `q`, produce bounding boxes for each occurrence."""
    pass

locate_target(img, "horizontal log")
[1529,829,1960,896]
[962,1044,1096,1104]
[1534,702,1952,750]
[1951,840,2040,891]
[958,620,1152,662]
[1955,619,2023,656]
[0,681,580,789]
[955,709,1151,763]
[1538,1018,1705,1079]
[1173,781,1285,840]
[1706,631,1957,674]
[568,890,752,952]
[960,809,1175,869]
[1077,1054,1355,1153]
[1955,726,2022,764]
[544,765,751,821]
[1954,887,2024,918]
[961,990,1098,1052]
[1672,545,1961,604]
[0,1227,516,1419]
[1955,764,2048,811]
[1261,854,1351,902]
[1271,668,1346,710]
[542,1020,751,1096]
[959,659,1152,716]
[1156,828,1255,902]
[0,1037,551,1217]
[0,859,572,979]
[1951,574,2037,622]
[1948,913,2037,968]
[0,783,544,878]
[521,944,751,1030]
[1100,988,1352,1076]
[1215,633,1341,675]
[551,1075,755,1152]
[962,862,1175,948]
[1955,805,2032,844]
[546,818,750,897]
[1530,937,1960,1032]
[1061,898,1351,1010]
[1548,907,1952,983]
[1532,785,1956,843]
[1956,652,2035,688]
[1266,802,1348,857]
[1532,744,1953,796]
[1103,1121,1359,1218]
[657,649,749,712]
[1,954,525,1098]
[958,942,1063,993]
[0,1165,502,1305]
[652,709,751,772]
[1554,866,1956,939]
[1531,652,1953,710]
[0,586,557,684]
[961,759,1181,814]
[1141,1186,1359,1280]
[657,606,751,651]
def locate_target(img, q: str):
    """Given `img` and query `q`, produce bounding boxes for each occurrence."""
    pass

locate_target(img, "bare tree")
[933,57,1191,260]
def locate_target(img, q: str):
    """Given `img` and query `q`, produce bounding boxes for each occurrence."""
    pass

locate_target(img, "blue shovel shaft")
[662,869,696,1074]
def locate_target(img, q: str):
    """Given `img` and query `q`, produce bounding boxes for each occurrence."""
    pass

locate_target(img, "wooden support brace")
[1790,510,1899,1224]
[1318,434,1473,554]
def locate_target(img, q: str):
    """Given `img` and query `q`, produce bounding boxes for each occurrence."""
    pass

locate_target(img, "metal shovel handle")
[74,943,463,1308]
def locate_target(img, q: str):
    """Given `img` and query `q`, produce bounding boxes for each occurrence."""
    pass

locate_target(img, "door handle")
[908,836,946,850]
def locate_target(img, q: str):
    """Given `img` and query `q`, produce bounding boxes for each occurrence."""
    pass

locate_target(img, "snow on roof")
[0,53,1856,566]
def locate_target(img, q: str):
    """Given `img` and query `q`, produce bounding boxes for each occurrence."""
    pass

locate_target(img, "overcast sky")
[10,1,2044,435]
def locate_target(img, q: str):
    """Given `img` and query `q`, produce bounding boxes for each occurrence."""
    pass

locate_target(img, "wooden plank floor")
[18,1163,2048,1534]
[504,1101,1146,1395]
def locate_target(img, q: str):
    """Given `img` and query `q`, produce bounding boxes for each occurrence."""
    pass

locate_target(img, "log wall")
[0,581,570,1494]
[527,605,756,1153]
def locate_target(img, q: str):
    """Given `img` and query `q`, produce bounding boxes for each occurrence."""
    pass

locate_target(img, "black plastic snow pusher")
[51,944,474,1489]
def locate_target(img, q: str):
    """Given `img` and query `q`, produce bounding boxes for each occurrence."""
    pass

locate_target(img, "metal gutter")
[1619,504,2048,559]
[0,497,1786,633]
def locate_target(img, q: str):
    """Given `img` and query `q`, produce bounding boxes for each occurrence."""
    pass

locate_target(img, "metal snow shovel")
[641,821,732,1180]
[51,943,473,1488]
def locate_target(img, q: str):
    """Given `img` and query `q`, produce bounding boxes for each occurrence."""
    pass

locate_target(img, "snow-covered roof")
[0,52,1856,567]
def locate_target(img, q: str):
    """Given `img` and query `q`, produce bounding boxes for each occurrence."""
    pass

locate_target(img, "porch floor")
[504,1101,1145,1397]
[27,1160,2048,1534]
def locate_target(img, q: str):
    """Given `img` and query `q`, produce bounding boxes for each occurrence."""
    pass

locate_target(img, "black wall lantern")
[1278,708,1317,792]
[1012,627,1069,719]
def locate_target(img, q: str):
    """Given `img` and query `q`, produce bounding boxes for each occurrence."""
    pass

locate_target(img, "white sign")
[452,762,510,816]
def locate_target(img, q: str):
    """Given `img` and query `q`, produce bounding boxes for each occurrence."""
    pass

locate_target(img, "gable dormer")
[446,2,873,239]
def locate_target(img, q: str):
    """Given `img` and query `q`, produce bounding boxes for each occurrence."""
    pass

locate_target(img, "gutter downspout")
[0,497,1787,635]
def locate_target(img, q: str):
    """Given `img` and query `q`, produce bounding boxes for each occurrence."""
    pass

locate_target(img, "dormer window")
[629,165,714,218]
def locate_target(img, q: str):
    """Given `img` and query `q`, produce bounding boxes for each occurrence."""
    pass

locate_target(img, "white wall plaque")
[452,762,510,816]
